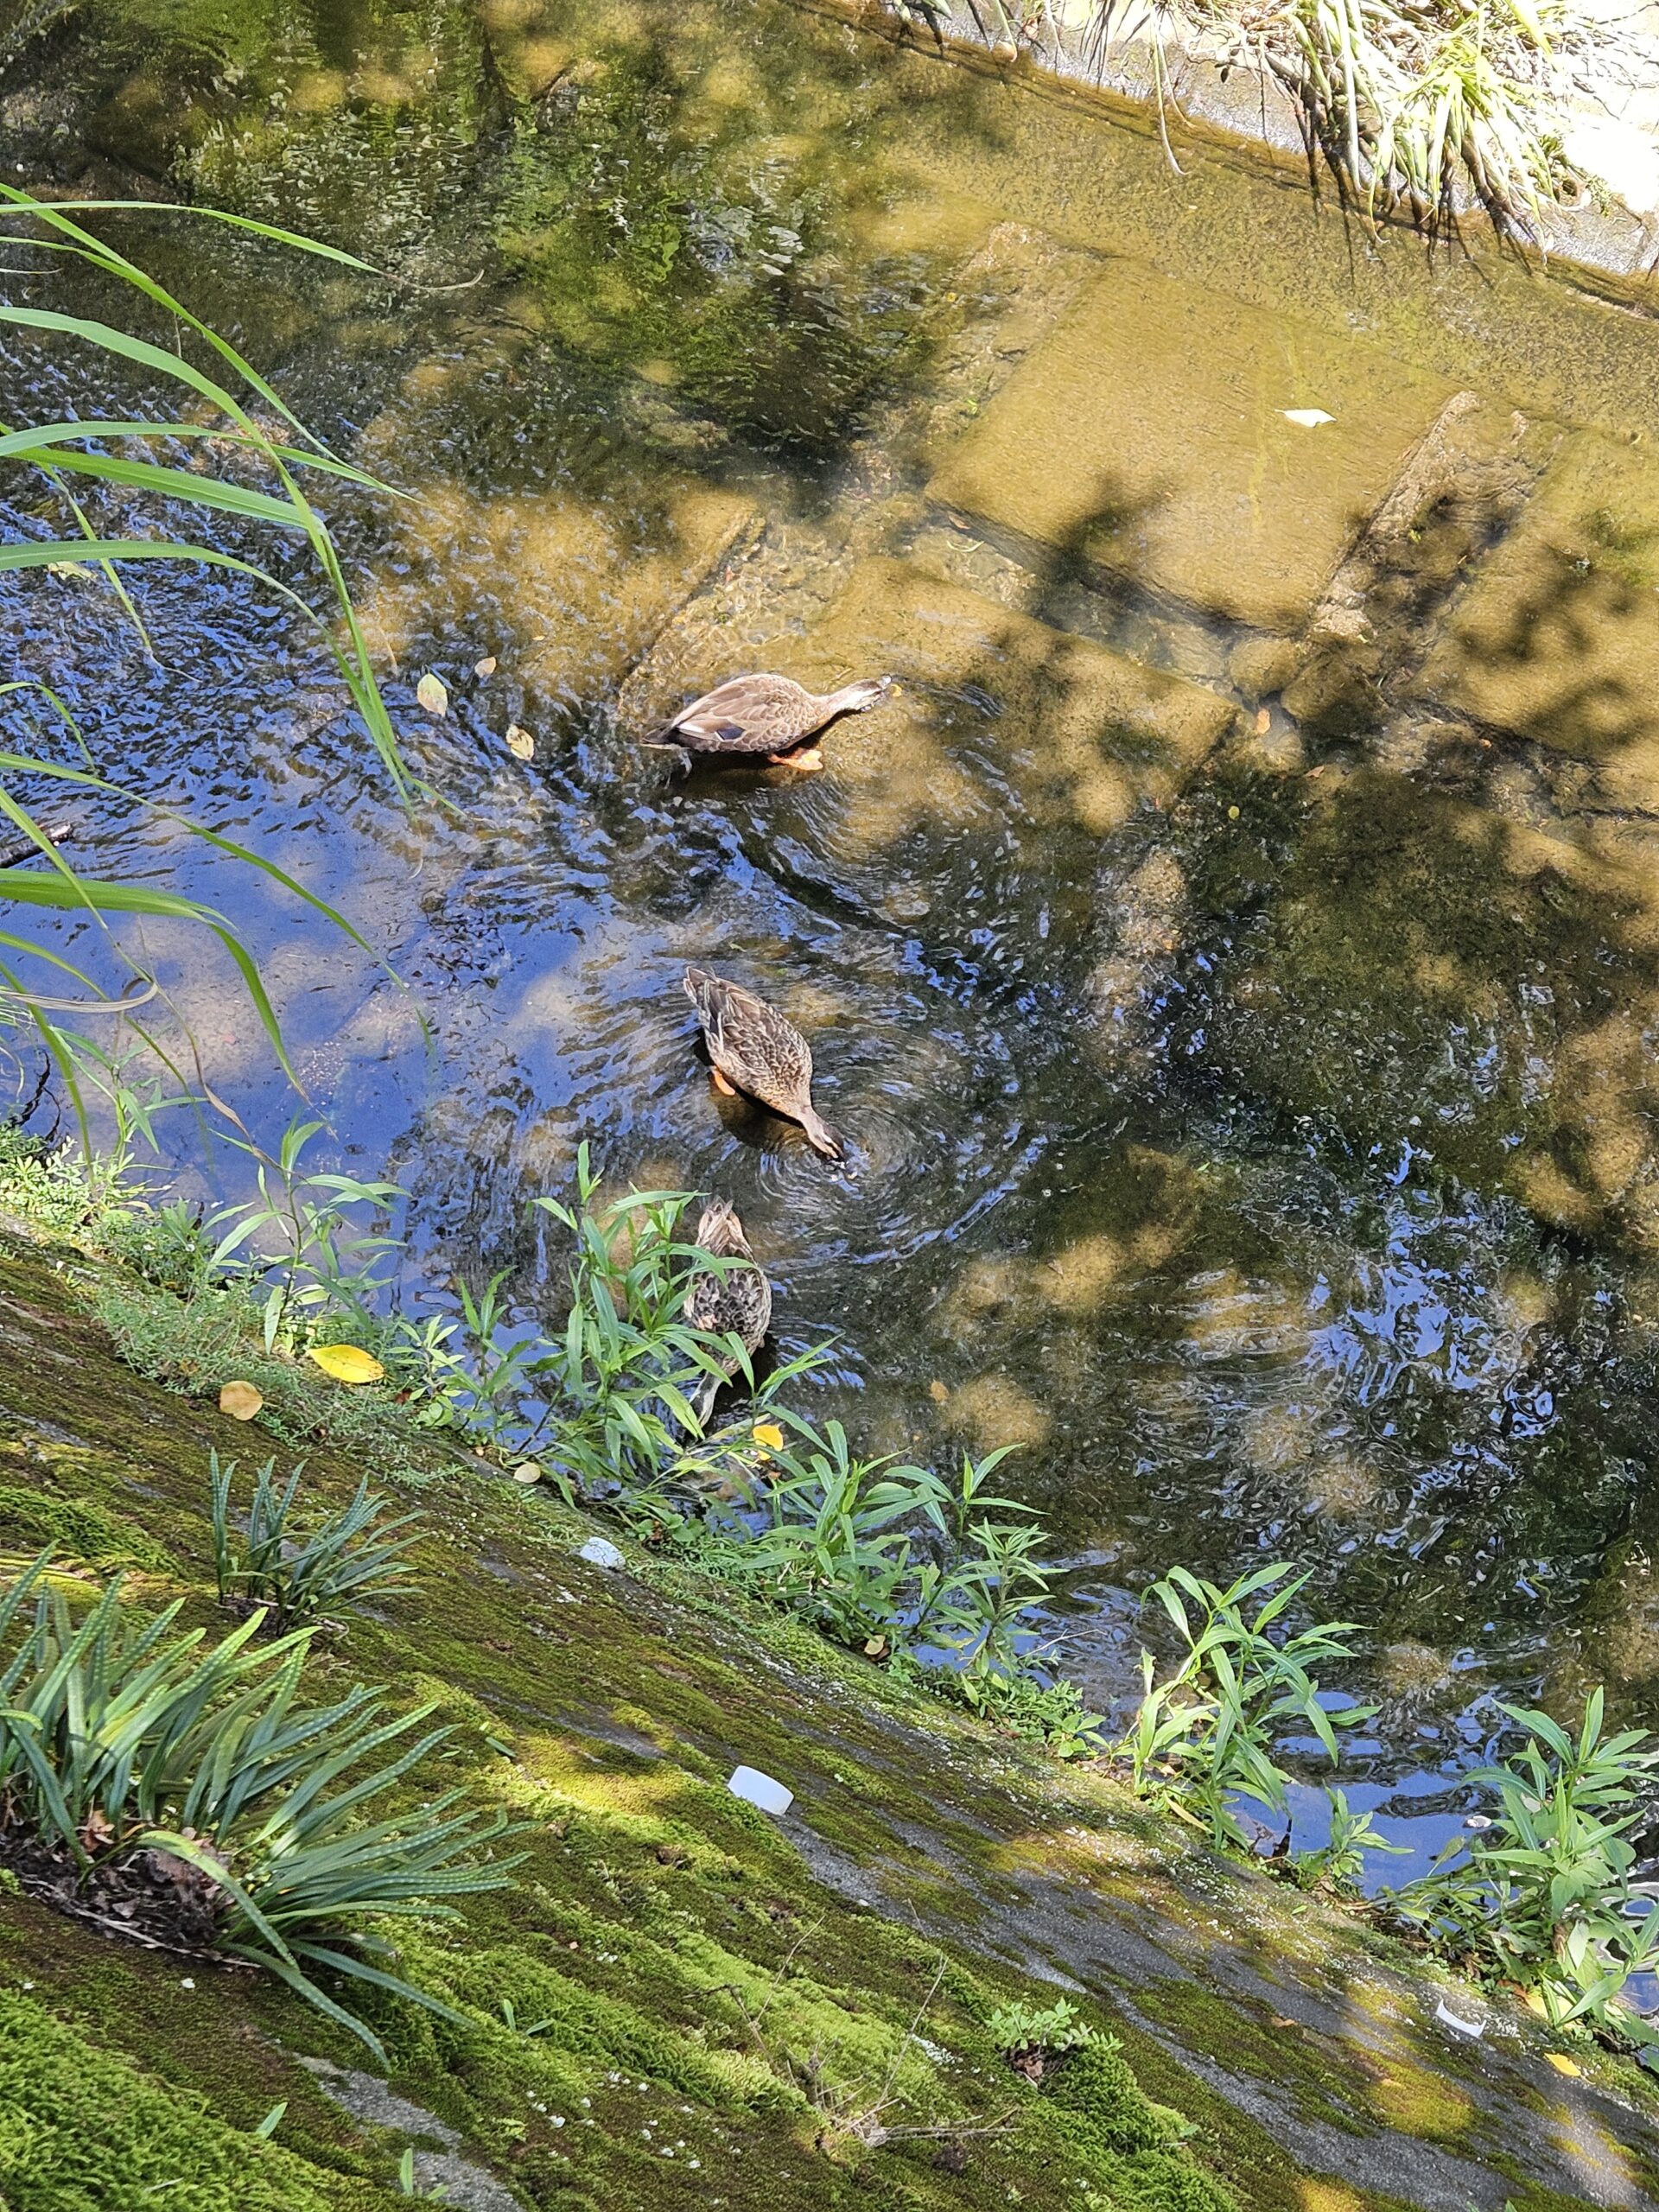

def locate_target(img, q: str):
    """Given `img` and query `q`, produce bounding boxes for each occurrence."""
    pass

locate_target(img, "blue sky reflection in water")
[3,0,1659,1895]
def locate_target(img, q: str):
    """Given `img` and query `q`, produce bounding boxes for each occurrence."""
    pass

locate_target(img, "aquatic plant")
[523,1144,789,1490]
[0,1554,517,2057]
[0,188,404,1131]
[1122,1562,1373,1852]
[208,1451,423,1629]
[1288,1786,1407,1891]
[738,1424,1057,1672]
[205,1115,405,1355]
[1389,1689,1659,2044]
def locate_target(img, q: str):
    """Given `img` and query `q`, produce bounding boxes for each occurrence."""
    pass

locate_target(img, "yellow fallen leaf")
[308,1344,385,1384]
[474,655,497,677]
[512,1461,543,1485]
[1522,1987,1550,2018]
[506,723,535,760]
[218,1379,264,1421]
[751,1421,785,1450]
[1546,2052,1581,2077]
[928,1380,949,1403]
[416,671,448,715]
[863,1635,888,1658]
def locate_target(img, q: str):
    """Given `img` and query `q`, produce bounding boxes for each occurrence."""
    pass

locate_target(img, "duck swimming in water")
[648,672,893,772]
[685,1198,772,1419]
[682,965,842,1161]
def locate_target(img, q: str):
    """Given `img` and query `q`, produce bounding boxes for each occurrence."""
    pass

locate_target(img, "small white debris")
[180,1977,195,1989]
[728,1764,793,1816]
[578,1536,625,1570]
[1282,408,1334,428]
[1434,1999,1484,2039]
[1464,1814,1493,1831]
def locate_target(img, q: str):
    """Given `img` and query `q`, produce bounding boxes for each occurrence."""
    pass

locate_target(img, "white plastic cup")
[727,1765,793,1816]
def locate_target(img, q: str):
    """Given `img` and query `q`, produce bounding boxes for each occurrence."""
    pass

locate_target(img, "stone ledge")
[798,0,1659,304]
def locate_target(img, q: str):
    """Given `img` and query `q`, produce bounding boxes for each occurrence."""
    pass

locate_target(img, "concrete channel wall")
[803,0,1659,299]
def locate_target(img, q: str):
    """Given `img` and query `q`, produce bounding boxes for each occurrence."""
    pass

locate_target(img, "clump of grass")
[1071,0,1599,236]
[0,1554,518,2057]
[209,1451,423,1630]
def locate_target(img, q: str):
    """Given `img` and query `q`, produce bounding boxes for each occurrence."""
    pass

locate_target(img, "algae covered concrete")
[926,261,1456,633]
[0,1229,1656,2209]
[763,556,1237,842]
[1420,429,1659,801]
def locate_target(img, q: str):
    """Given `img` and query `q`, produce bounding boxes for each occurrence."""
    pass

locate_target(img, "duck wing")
[683,968,812,1112]
[658,673,817,754]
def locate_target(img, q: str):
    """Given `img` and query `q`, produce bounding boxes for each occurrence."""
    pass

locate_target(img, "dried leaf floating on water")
[308,1344,386,1384]
[751,1421,784,1450]
[474,656,497,677]
[416,671,448,715]
[506,724,535,760]
[512,1461,543,1484]
[218,1379,264,1421]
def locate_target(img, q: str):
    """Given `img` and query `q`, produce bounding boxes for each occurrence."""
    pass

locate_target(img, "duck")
[682,965,842,1161]
[685,1198,772,1419]
[647,672,893,772]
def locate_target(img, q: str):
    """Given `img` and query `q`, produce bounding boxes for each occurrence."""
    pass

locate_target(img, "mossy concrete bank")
[0,1228,1655,2210]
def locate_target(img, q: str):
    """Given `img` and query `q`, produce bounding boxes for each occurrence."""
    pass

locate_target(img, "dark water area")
[5,0,1659,1885]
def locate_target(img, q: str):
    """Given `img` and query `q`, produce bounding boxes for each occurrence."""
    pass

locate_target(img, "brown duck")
[682,965,842,1160]
[648,672,893,771]
[685,1198,772,1418]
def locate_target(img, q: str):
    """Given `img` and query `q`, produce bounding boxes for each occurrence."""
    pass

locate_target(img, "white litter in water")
[578,1536,625,1570]
[1282,408,1335,428]
[727,1764,793,1816]
[1433,1999,1484,2039]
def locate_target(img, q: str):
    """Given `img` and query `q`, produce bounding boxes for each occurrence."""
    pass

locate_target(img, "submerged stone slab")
[1421,429,1659,808]
[362,472,755,713]
[925,257,1457,632]
[767,556,1236,846]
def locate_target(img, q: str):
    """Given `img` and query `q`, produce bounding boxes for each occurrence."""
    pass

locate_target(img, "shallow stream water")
[5,0,1659,1887]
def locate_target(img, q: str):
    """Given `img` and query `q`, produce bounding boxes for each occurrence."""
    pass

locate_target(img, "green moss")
[0,1988,386,2211]
[0,1482,172,1571]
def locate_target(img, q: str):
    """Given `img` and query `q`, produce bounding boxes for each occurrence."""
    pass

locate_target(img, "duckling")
[647,672,893,772]
[682,965,842,1161]
[685,1198,772,1419]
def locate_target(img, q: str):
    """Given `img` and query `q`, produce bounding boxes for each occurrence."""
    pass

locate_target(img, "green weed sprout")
[1291,1787,1408,1892]
[1123,1562,1373,1852]
[1390,1689,1659,2044]
[0,1555,518,2058]
[988,1995,1093,2066]
[209,1452,423,1630]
